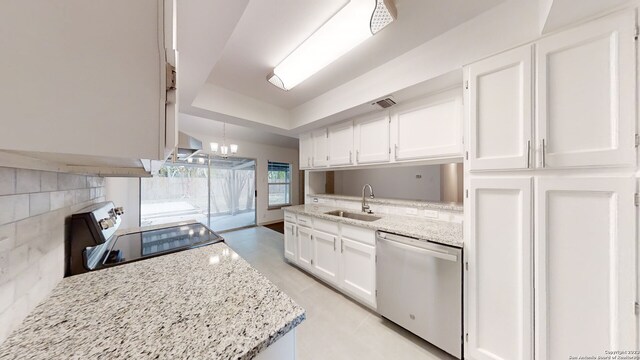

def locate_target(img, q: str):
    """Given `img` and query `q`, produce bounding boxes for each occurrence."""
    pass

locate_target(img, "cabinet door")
[466,177,533,360]
[284,222,297,262]
[535,177,636,359]
[312,129,329,167]
[328,122,354,166]
[297,226,314,271]
[467,45,533,171]
[340,237,376,308]
[392,89,463,161]
[0,0,172,161]
[536,11,635,168]
[312,229,340,285]
[354,114,390,164]
[299,133,313,169]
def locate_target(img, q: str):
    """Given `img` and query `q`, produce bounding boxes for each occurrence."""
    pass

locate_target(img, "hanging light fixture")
[267,0,397,91]
[210,122,238,158]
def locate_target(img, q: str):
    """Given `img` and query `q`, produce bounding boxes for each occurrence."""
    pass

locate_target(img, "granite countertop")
[309,194,463,212]
[0,243,305,360]
[285,204,463,248]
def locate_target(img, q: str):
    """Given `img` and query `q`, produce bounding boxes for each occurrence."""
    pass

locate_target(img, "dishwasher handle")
[377,233,458,262]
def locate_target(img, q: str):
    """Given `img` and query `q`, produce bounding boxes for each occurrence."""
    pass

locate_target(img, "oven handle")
[377,233,458,262]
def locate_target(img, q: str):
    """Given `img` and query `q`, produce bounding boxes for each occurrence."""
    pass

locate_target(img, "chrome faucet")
[361,184,375,214]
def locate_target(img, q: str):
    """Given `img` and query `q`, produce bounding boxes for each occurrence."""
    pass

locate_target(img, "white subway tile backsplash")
[13,266,40,299]
[40,172,58,192]
[0,168,105,344]
[0,281,14,314]
[57,173,86,190]
[0,168,16,196]
[0,223,16,252]
[16,169,41,194]
[49,191,65,211]
[8,244,28,279]
[29,193,50,216]
[0,195,29,226]
[15,216,41,247]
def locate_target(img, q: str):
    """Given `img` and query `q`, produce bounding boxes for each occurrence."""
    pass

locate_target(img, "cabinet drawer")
[314,218,339,235]
[296,214,313,227]
[341,224,375,246]
[284,211,296,223]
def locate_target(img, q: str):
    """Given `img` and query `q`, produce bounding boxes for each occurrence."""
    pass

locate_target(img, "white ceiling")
[180,114,299,149]
[205,0,505,110]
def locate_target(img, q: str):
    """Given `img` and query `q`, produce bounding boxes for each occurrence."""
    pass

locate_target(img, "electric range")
[66,201,223,276]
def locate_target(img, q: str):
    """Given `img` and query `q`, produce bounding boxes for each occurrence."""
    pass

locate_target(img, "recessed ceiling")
[180,114,299,149]
[205,0,505,110]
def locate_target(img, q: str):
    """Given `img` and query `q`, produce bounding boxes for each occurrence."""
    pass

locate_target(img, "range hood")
[176,132,203,160]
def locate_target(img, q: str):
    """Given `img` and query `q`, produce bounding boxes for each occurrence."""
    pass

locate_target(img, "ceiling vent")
[372,97,396,109]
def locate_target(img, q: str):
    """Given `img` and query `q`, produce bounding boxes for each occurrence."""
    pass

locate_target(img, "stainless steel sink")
[324,210,381,222]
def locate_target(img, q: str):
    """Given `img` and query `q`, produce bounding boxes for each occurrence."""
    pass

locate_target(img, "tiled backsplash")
[0,167,105,343]
[306,194,464,223]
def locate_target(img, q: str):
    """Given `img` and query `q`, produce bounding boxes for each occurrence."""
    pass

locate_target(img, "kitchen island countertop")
[0,242,305,360]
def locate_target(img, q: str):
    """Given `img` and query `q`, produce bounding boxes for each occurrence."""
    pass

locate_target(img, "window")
[268,161,292,208]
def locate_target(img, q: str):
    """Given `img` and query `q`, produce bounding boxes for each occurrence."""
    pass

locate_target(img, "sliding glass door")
[209,158,256,231]
[140,157,256,232]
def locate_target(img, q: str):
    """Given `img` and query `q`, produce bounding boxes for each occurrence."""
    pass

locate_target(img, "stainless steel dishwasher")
[376,231,462,359]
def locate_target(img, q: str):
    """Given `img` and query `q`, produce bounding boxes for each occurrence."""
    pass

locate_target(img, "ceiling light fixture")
[210,122,238,158]
[267,0,397,91]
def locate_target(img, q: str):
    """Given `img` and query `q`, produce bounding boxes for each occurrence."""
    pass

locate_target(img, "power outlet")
[405,208,418,215]
[423,210,439,219]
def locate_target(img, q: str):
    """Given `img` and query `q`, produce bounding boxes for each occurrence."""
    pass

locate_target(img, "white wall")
[104,178,140,230]
[332,165,441,202]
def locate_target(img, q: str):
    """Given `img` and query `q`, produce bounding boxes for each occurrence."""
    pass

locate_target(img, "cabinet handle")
[349,151,352,164]
[356,150,359,163]
[394,144,398,160]
[526,140,531,168]
[341,241,344,253]
[333,237,336,251]
[541,139,546,168]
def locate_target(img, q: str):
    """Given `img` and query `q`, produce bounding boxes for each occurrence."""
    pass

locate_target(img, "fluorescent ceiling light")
[267,0,396,91]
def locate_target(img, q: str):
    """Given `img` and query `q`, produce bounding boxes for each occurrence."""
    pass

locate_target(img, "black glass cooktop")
[100,223,223,267]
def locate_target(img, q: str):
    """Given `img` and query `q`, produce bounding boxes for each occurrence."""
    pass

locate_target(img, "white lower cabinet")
[465,176,637,360]
[340,237,376,308]
[535,177,636,359]
[283,221,297,262]
[283,215,377,309]
[296,226,314,271]
[466,177,533,360]
[312,229,340,285]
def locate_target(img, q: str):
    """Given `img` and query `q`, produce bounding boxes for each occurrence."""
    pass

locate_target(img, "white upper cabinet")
[467,45,533,171]
[536,11,636,168]
[0,0,177,164]
[312,129,329,168]
[466,177,533,360]
[328,121,354,166]
[299,133,313,169]
[391,89,463,162]
[535,177,636,359]
[354,114,390,165]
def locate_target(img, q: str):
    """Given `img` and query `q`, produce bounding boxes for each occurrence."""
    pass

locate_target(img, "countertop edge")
[284,205,463,248]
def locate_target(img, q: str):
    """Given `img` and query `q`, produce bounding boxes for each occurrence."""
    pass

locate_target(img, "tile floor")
[223,226,457,360]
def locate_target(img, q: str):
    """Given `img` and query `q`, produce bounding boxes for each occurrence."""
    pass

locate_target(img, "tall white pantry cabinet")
[463,9,638,360]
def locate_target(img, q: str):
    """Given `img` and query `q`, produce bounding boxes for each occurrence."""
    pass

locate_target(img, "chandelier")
[210,122,238,158]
